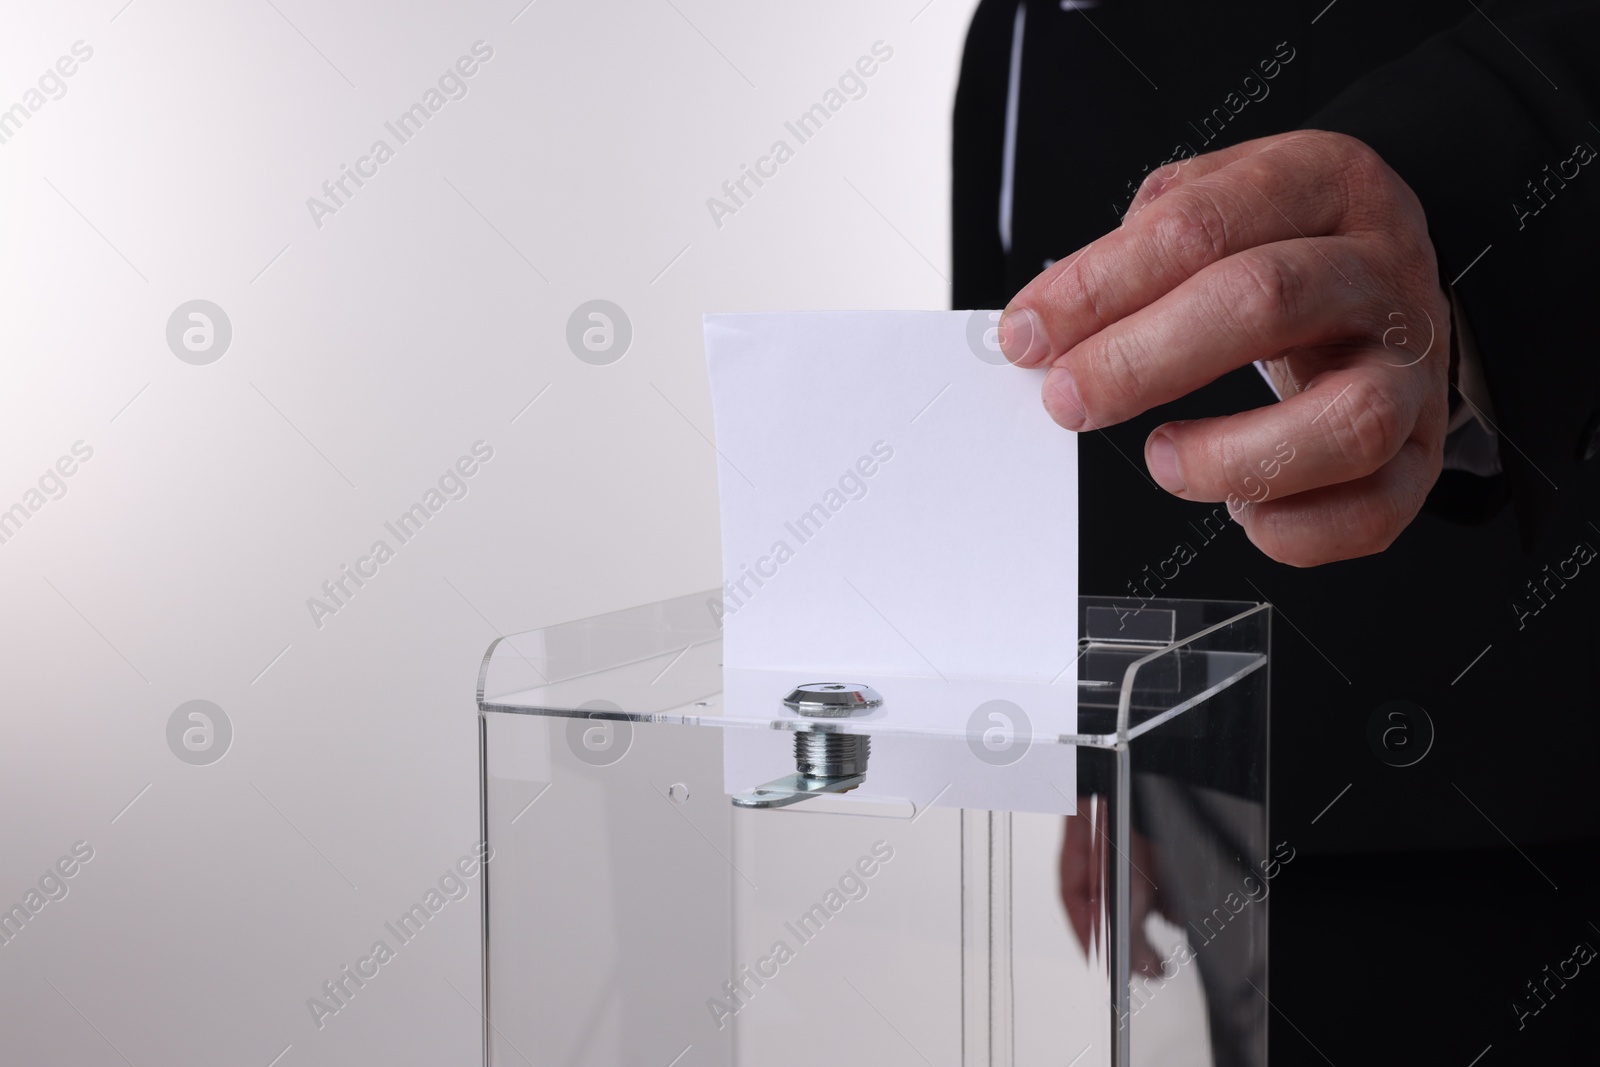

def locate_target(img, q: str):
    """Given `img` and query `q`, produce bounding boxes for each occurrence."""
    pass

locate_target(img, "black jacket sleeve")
[1309,0,1600,551]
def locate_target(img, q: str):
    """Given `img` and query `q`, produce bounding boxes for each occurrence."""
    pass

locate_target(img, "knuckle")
[1210,434,1257,502]
[1220,252,1304,334]
[1132,168,1168,206]
[1341,491,1406,557]
[1324,378,1405,473]
[1148,190,1233,273]
[1330,135,1406,220]
[1046,255,1117,335]
[1241,509,1322,568]
[1423,434,1445,485]
[1247,494,1401,567]
[1131,162,1185,213]
[1328,133,1385,186]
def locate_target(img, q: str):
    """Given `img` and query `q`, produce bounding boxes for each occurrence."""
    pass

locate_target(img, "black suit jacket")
[953,0,1600,851]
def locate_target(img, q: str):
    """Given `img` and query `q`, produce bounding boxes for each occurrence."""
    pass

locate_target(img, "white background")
[0,1,980,1064]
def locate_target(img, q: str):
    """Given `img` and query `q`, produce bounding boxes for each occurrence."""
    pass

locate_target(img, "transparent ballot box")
[475,593,1271,1067]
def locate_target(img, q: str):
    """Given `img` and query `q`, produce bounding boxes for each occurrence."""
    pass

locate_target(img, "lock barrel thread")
[794,731,870,778]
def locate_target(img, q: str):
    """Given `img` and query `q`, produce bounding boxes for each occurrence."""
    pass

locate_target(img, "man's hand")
[999,130,1450,567]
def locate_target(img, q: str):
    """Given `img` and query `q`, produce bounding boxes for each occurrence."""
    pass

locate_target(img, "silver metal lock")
[782,682,883,717]
[731,683,882,809]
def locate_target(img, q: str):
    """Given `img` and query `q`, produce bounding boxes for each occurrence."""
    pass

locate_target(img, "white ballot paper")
[704,311,1080,815]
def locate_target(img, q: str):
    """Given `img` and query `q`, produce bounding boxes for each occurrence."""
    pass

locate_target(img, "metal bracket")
[731,771,866,809]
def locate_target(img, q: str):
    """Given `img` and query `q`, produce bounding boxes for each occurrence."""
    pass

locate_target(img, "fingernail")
[1147,433,1186,494]
[1043,367,1086,431]
[999,307,1050,366]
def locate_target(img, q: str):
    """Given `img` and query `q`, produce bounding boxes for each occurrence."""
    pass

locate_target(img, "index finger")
[997,134,1363,369]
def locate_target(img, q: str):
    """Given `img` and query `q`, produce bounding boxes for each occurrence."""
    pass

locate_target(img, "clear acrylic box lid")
[477,591,1268,747]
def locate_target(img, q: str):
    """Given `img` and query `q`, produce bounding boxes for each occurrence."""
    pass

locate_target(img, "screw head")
[783,683,883,718]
